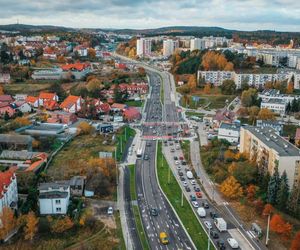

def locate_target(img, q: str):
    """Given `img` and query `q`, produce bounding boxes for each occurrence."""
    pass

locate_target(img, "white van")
[227,238,239,249]
[197,207,206,218]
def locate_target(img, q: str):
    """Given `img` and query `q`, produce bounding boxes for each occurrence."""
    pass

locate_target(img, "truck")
[186,171,193,179]
[214,218,227,232]
[197,207,206,218]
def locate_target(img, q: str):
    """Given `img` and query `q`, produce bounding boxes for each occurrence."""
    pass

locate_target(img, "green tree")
[114,87,123,103]
[267,165,280,205]
[220,79,236,95]
[241,88,258,107]
[276,171,289,210]
[3,111,9,121]
[232,161,258,186]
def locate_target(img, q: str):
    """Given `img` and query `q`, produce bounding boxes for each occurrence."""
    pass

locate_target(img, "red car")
[179,156,184,161]
[195,192,202,198]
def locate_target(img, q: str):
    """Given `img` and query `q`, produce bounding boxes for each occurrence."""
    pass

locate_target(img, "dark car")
[210,211,219,219]
[144,154,149,160]
[178,171,184,176]
[180,176,185,181]
[181,161,187,165]
[217,240,226,250]
[202,202,209,209]
[190,195,196,201]
[210,230,219,239]
[150,208,158,216]
[185,186,191,192]
[194,187,200,192]
[173,156,178,161]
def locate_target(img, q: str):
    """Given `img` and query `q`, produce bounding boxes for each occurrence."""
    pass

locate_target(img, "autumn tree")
[87,48,96,59]
[262,203,274,216]
[264,81,274,90]
[187,75,197,93]
[24,211,39,241]
[248,106,260,124]
[220,176,243,199]
[128,48,136,59]
[57,55,66,63]
[13,117,31,127]
[77,121,94,135]
[49,216,74,233]
[220,79,236,95]
[257,108,276,121]
[290,231,300,250]
[241,88,258,107]
[246,184,258,201]
[0,207,18,240]
[201,51,234,71]
[203,83,211,94]
[286,82,294,94]
[270,214,292,239]
[224,150,236,162]
[86,78,103,93]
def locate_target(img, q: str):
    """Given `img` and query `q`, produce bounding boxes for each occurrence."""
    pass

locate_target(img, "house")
[38,182,70,215]
[0,167,18,213]
[0,95,14,104]
[14,94,27,102]
[213,108,235,127]
[43,100,60,111]
[260,98,287,116]
[61,63,91,80]
[0,103,15,117]
[69,176,85,196]
[15,102,32,113]
[47,111,78,125]
[26,96,39,108]
[0,73,11,84]
[38,92,59,106]
[123,107,141,121]
[0,134,33,151]
[60,95,83,113]
[217,122,240,144]
[111,103,127,111]
[98,103,111,114]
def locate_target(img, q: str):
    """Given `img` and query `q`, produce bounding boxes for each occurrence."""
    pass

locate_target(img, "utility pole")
[266,213,271,246]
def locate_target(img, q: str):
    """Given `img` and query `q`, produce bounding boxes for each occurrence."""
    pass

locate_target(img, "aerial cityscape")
[0,1,300,250]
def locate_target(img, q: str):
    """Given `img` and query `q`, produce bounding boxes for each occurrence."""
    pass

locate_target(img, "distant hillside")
[0,24,74,33]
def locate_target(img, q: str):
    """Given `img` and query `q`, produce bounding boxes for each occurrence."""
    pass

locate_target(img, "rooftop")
[219,122,240,131]
[243,125,300,157]
[38,182,70,191]
[39,191,69,199]
[261,98,286,104]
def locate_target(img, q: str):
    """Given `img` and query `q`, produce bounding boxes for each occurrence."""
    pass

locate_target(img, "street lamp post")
[266,213,271,246]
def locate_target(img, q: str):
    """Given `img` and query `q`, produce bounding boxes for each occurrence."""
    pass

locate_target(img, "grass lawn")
[180,140,191,165]
[185,111,205,119]
[157,142,211,249]
[47,134,115,180]
[116,126,136,162]
[4,83,52,95]
[128,165,150,250]
[283,124,299,139]
[124,100,143,107]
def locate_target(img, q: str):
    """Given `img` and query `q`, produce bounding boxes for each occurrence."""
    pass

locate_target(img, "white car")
[183,181,188,187]
[176,165,181,170]
[204,221,212,229]
[176,145,180,150]
[190,180,196,185]
[175,160,180,165]
[192,201,199,208]
[227,238,239,249]
[107,206,113,215]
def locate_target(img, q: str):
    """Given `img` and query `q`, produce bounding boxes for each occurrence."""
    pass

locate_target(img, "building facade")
[136,38,152,56]
[217,122,240,144]
[163,39,179,57]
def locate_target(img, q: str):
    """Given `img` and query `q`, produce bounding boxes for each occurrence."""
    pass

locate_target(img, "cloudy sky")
[0,0,299,31]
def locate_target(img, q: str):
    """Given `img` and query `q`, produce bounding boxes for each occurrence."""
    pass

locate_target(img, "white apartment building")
[136,38,152,56]
[258,89,300,105]
[32,68,63,80]
[0,167,18,214]
[217,122,240,144]
[198,70,300,89]
[190,38,206,51]
[38,182,70,215]
[260,98,287,115]
[257,53,280,67]
[240,126,300,190]
[163,39,179,57]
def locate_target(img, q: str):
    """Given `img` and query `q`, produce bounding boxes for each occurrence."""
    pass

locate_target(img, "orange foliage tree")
[87,157,116,177]
[262,203,274,216]
[290,231,300,250]
[187,75,197,93]
[49,216,74,233]
[286,82,294,94]
[201,51,234,71]
[203,83,211,94]
[220,176,243,199]
[246,184,258,201]
[257,108,275,121]
[24,211,39,241]
[77,121,94,135]
[0,207,18,240]
[270,214,292,239]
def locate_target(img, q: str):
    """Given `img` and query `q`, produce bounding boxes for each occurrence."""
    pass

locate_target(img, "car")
[192,201,199,208]
[194,187,200,192]
[178,171,184,176]
[210,230,219,239]
[227,238,239,249]
[182,181,188,187]
[181,161,187,165]
[173,156,178,161]
[170,148,175,152]
[176,145,180,150]
[169,142,173,146]
[202,202,209,209]
[185,186,191,192]
[146,142,151,147]
[190,194,196,201]
[195,192,202,198]
[180,176,185,181]
[144,154,149,160]
[107,206,113,215]
[175,160,180,165]
[179,156,184,161]
[217,240,226,250]
[204,221,212,229]
[176,165,181,170]
[150,208,158,216]
[210,211,219,219]
[159,232,169,245]
[190,180,196,185]
[184,168,190,172]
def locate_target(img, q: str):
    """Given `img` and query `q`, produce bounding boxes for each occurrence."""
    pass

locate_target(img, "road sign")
[99,151,113,158]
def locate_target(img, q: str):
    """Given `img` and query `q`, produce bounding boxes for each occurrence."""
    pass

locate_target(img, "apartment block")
[240,126,300,190]
[163,39,179,57]
[136,38,152,56]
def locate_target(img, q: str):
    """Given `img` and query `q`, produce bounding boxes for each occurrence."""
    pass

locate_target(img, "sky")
[0,0,299,31]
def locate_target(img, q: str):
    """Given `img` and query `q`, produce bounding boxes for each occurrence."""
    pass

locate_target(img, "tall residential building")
[136,38,152,56]
[0,167,18,213]
[240,126,300,190]
[190,38,206,51]
[163,39,179,57]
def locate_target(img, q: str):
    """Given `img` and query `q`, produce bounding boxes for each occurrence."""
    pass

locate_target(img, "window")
[55,200,61,204]
[56,207,61,212]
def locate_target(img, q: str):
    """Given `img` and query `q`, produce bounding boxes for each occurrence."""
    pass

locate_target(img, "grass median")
[116,126,136,162]
[157,142,212,250]
[128,165,150,250]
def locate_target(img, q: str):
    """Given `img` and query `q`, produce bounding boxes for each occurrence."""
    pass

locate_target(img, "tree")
[248,106,260,124]
[50,216,74,233]
[0,85,4,95]
[262,203,274,216]
[128,48,136,59]
[201,51,233,71]
[290,231,300,250]
[270,214,292,239]
[86,78,103,93]
[264,81,274,90]
[24,211,39,241]
[286,82,294,94]
[87,48,96,59]
[3,111,9,121]
[13,117,31,127]
[187,75,197,93]
[246,184,258,201]
[220,176,243,199]
[267,165,280,205]
[241,88,258,107]
[203,83,211,94]
[77,121,94,135]
[276,171,289,210]
[232,161,257,186]
[114,87,123,103]
[0,207,18,240]
[257,108,276,121]
[221,79,236,95]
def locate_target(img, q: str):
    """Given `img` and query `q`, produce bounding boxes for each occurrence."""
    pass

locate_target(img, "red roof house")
[123,107,141,121]
[0,103,15,117]
[0,95,14,104]
[60,95,83,113]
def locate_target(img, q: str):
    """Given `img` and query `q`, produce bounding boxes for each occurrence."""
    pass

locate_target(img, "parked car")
[227,238,239,249]
[202,202,209,209]
[178,171,184,176]
[197,207,206,217]
[185,186,191,192]
[195,192,202,198]
[175,160,180,165]
[107,207,113,215]
[204,221,212,229]
[183,181,188,187]
[210,211,219,219]
[217,240,226,250]
[190,180,196,185]
[144,154,149,160]
[180,176,185,181]
[192,201,199,208]
[210,230,219,239]
[173,156,178,160]
[181,161,187,165]
[190,195,196,201]
[194,187,200,192]
[150,208,158,216]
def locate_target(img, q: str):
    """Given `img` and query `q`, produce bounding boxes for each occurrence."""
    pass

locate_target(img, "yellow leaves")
[187,75,197,93]
[86,78,103,92]
[203,83,211,94]
[14,117,31,126]
[77,121,94,135]
[128,48,136,59]
[49,216,74,233]
[257,108,276,121]
[0,207,18,240]
[201,51,233,71]
[24,211,39,241]
[220,176,243,200]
